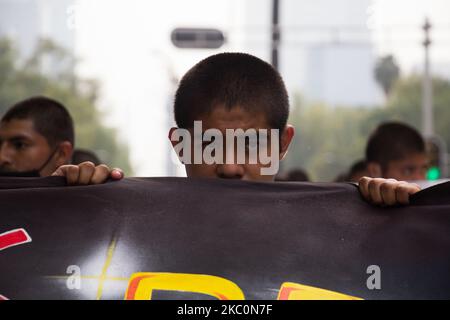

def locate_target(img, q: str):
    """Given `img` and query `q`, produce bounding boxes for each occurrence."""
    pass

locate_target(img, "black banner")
[0,177,449,300]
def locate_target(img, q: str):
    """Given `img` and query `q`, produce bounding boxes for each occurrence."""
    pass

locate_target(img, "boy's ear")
[168,127,178,148]
[279,124,295,160]
[366,162,382,178]
[55,141,73,167]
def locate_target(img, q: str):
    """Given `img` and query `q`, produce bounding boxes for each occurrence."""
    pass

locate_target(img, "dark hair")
[366,122,425,169]
[348,159,367,176]
[174,52,289,130]
[276,168,310,182]
[1,96,75,147]
[334,160,367,182]
[71,149,101,165]
[347,159,368,181]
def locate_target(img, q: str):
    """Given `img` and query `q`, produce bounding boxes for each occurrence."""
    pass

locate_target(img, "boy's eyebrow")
[3,134,34,142]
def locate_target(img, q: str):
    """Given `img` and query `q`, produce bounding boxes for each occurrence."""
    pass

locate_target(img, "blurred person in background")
[333,160,369,183]
[0,96,74,177]
[276,168,310,182]
[0,96,122,184]
[364,122,428,181]
[347,159,369,182]
[333,172,348,182]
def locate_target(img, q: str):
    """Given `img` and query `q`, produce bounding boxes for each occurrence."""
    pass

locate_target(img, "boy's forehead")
[194,105,271,130]
[389,153,428,167]
[0,118,38,138]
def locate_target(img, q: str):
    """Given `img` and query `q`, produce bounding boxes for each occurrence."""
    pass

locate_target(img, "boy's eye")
[12,141,29,150]
[402,167,415,176]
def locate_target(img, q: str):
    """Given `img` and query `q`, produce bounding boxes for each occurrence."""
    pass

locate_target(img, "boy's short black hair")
[1,96,75,147]
[174,52,289,130]
[349,159,367,176]
[366,122,425,169]
[71,149,101,165]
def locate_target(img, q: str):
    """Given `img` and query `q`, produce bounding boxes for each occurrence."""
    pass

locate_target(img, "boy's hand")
[51,161,124,185]
[358,177,421,206]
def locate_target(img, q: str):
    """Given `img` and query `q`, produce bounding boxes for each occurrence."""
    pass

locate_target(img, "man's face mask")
[0,148,58,178]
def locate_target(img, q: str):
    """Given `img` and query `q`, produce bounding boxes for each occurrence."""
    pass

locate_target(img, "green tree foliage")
[383,75,450,152]
[284,76,450,181]
[0,38,133,174]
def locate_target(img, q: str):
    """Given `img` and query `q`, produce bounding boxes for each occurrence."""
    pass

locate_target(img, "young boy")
[365,122,428,181]
[55,53,420,205]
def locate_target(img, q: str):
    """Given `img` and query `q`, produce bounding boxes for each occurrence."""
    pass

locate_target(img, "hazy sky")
[371,0,450,74]
[73,0,450,176]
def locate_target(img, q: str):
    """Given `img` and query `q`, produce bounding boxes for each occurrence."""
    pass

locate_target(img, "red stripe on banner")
[0,228,31,251]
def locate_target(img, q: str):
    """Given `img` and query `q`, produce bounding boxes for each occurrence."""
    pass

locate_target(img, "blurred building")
[0,0,75,73]
[227,0,381,107]
[281,0,382,106]
[302,43,381,106]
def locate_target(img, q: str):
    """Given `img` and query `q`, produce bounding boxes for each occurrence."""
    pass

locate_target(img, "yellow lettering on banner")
[125,272,245,300]
[277,282,362,300]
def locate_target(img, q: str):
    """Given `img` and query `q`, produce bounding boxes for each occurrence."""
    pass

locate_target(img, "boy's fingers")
[395,182,421,205]
[90,164,112,184]
[379,179,400,206]
[65,165,80,185]
[110,168,124,180]
[52,164,123,186]
[379,180,396,206]
[77,162,96,185]
[51,167,64,177]
[51,165,79,185]
[359,177,421,206]
[358,176,371,201]
[367,178,386,205]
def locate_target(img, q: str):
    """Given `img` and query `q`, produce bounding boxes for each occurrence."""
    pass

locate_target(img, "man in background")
[0,96,122,184]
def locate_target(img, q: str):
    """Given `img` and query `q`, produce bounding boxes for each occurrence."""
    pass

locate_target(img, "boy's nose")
[0,145,12,166]
[216,163,245,179]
